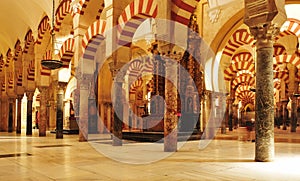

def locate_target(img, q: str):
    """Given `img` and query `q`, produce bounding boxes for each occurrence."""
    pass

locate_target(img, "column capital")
[26,91,35,100]
[109,62,127,82]
[249,23,280,48]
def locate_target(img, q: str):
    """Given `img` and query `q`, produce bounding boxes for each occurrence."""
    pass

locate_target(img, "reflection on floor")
[0,128,299,180]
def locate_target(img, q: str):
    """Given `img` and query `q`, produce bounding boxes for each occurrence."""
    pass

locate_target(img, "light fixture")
[41,0,63,70]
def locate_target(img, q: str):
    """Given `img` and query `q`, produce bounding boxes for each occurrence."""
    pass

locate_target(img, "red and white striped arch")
[237,91,254,103]
[128,59,143,78]
[224,61,255,81]
[273,54,300,69]
[236,85,251,95]
[8,72,14,89]
[55,0,72,31]
[231,52,254,64]
[16,69,22,87]
[130,78,143,94]
[171,0,200,25]
[24,30,35,54]
[273,44,286,57]
[231,74,255,90]
[273,71,289,83]
[36,16,51,44]
[27,60,35,81]
[1,81,5,92]
[5,49,12,67]
[117,0,158,47]
[82,19,106,62]
[13,40,22,62]
[274,79,281,90]
[71,0,88,16]
[0,55,4,72]
[222,29,254,57]
[276,18,300,40]
[59,38,75,68]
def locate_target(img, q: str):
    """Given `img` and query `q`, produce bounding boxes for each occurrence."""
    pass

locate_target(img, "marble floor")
[0,128,300,180]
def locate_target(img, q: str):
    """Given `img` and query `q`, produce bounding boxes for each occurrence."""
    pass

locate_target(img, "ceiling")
[0,0,60,55]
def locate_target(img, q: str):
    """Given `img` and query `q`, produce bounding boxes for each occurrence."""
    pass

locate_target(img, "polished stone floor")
[0,128,300,180]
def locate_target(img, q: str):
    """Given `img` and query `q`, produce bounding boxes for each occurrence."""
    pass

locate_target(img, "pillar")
[251,25,276,162]
[244,0,286,162]
[26,91,34,135]
[56,82,67,139]
[78,74,92,142]
[8,98,15,133]
[16,95,22,134]
[282,100,288,130]
[164,58,178,152]
[39,87,48,136]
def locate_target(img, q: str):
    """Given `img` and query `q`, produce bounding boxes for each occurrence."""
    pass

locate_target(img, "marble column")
[282,100,288,130]
[56,82,67,139]
[39,87,48,136]
[164,59,178,152]
[26,91,34,135]
[112,82,123,146]
[8,98,15,133]
[78,74,92,142]
[250,24,276,162]
[16,95,22,134]
[291,95,298,132]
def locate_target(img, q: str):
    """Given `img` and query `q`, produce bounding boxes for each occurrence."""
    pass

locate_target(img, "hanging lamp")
[41,0,63,70]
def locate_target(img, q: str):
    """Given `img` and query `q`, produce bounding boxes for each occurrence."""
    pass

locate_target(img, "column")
[282,100,288,130]
[39,87,48,136]
[8,98,15,133]
[110,63,127,146]
[78,74,92,142]
[253,25,275,161]
[244,0,286,162]
[228,96,234,131]
[56,82,67,139]
[26,91,34,135]
[16,95,22,134]
[164,59,178,152]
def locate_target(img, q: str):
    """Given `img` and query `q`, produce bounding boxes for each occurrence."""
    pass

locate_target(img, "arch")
[273,54,300,69]
[59,38,75,68]
[55,0,72,31]
[27,60,35,81]
[222,29,254,57]
[231,52,254,64]
[16,69,22,87]
[130,78,143,93]
[274,79,281,90]
[273,44,286,56]
[171,0,200,25]
[273,71,289,83]
[127,59,143,78]
[24,30,35,54]
[277,18,300,40]
[0,55,4,72]
[6,49,12,66]
[82,19,106,61]
[224,61,255,81]
[236,85,251,95]
[65,77,77,99]
[36,16,51,44]
[117,0,158,46]
[231,74,255,90]
[13,40,22,61]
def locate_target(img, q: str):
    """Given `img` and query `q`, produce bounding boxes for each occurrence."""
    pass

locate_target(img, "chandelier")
[41,0,63,70]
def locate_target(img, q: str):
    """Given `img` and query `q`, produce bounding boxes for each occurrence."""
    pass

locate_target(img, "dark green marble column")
[26,91,34,135]
[252,25,275,162]
[56,82,67,139]
[16,95,22,134]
